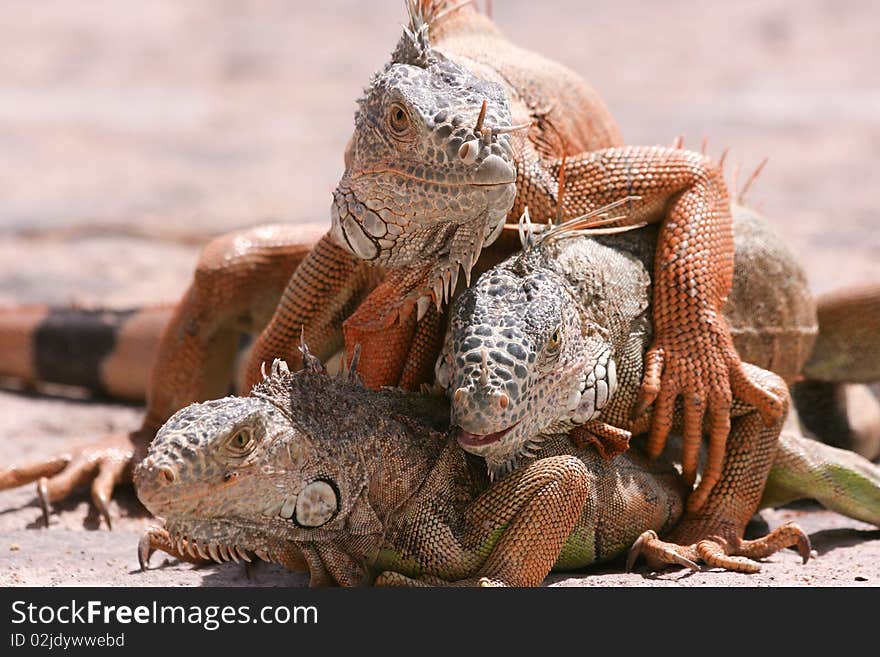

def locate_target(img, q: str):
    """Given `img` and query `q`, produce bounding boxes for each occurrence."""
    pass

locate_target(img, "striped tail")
[0,303,173,401]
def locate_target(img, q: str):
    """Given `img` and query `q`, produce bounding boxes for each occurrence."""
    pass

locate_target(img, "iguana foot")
[374,572,507,587]
[0,430,144,529]
[626,522,810,574]
[138,525,211,570]
[635,337,785,512]
[342,266,446,390]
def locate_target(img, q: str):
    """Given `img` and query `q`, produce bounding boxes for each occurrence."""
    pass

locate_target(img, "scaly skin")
[442,207,813,494]
[135,362,880,586]
[0,223,336,525]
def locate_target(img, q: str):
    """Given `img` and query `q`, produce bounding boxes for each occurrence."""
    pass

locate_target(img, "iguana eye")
[547,327,561,350]
[388,102,412,137]
[228,428,254,454]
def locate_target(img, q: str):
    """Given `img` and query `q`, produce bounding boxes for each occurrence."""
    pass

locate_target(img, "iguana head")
[436,229,649,477]
[135,356,448,580]
[330,1,516,296]
[135,360,373,572]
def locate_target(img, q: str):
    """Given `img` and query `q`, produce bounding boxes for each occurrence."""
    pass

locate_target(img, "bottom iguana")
[135,358,880,587]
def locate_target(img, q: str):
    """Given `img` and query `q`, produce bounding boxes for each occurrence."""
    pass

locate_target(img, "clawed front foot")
[373,571,508,587]
[626,522,811,575]
[138,525,210,571]
[632,325,786,511]
[0,430,146,529]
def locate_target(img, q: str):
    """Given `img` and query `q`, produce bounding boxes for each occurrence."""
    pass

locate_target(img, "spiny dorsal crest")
[250,340,364,416]
[393,0,443,66]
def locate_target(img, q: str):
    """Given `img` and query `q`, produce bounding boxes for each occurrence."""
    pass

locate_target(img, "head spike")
[491,121,531,135]
[555,151,568,226]
[474,98,488,134]
[480,348,489,387]
[297,328,325,373]
[738,157,769,203]
[718,146,731,172]
[348,343,362,380]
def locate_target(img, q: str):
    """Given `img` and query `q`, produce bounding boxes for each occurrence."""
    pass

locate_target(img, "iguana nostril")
[497,393,510,409]
[459,140,479,164]
[159,467,176,484]
[454,387,468,404]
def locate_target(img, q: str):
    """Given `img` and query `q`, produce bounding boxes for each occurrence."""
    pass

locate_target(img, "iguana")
[134,357,880,586]
[0,0,783,519]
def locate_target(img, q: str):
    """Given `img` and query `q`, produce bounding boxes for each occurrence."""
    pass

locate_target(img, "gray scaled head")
[134,362,358,566]
[437,257,618,477]
[330,3,517,291]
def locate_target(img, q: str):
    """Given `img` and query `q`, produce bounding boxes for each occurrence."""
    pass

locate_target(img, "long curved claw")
[626,530,654,572]
[667,551,701,572]
[93,492,112,531]
[90,455,130,530]
[795,528,812,564]
[138,531,156,571]
[627,530,701,573]
[37,477,51,528]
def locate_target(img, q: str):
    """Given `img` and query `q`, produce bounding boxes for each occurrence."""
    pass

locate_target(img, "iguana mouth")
[457,421,520,447]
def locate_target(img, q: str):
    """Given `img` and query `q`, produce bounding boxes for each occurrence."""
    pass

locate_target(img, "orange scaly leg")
[628,365,805,573]
[243,233,380,391]
[543,145,784,508]
[341,264,444,391]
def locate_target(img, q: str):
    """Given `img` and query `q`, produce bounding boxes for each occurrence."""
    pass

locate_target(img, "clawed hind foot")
[626,522,811,574]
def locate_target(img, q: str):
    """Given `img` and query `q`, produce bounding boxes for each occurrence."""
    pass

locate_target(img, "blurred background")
[0,0,877,309]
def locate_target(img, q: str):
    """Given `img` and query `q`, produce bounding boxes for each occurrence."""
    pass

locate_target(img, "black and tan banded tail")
[0,303,173,401]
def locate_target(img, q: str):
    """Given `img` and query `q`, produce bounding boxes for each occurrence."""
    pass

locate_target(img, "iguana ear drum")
[294,480,339,528]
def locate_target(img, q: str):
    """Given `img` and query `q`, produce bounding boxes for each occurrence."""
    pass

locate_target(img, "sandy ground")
[0,0,878,587]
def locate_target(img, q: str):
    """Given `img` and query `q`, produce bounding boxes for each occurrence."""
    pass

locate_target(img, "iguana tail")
[761,430,880,527]
[0,303,173,401]
[793,283,880,458]
[802,283,880,383]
